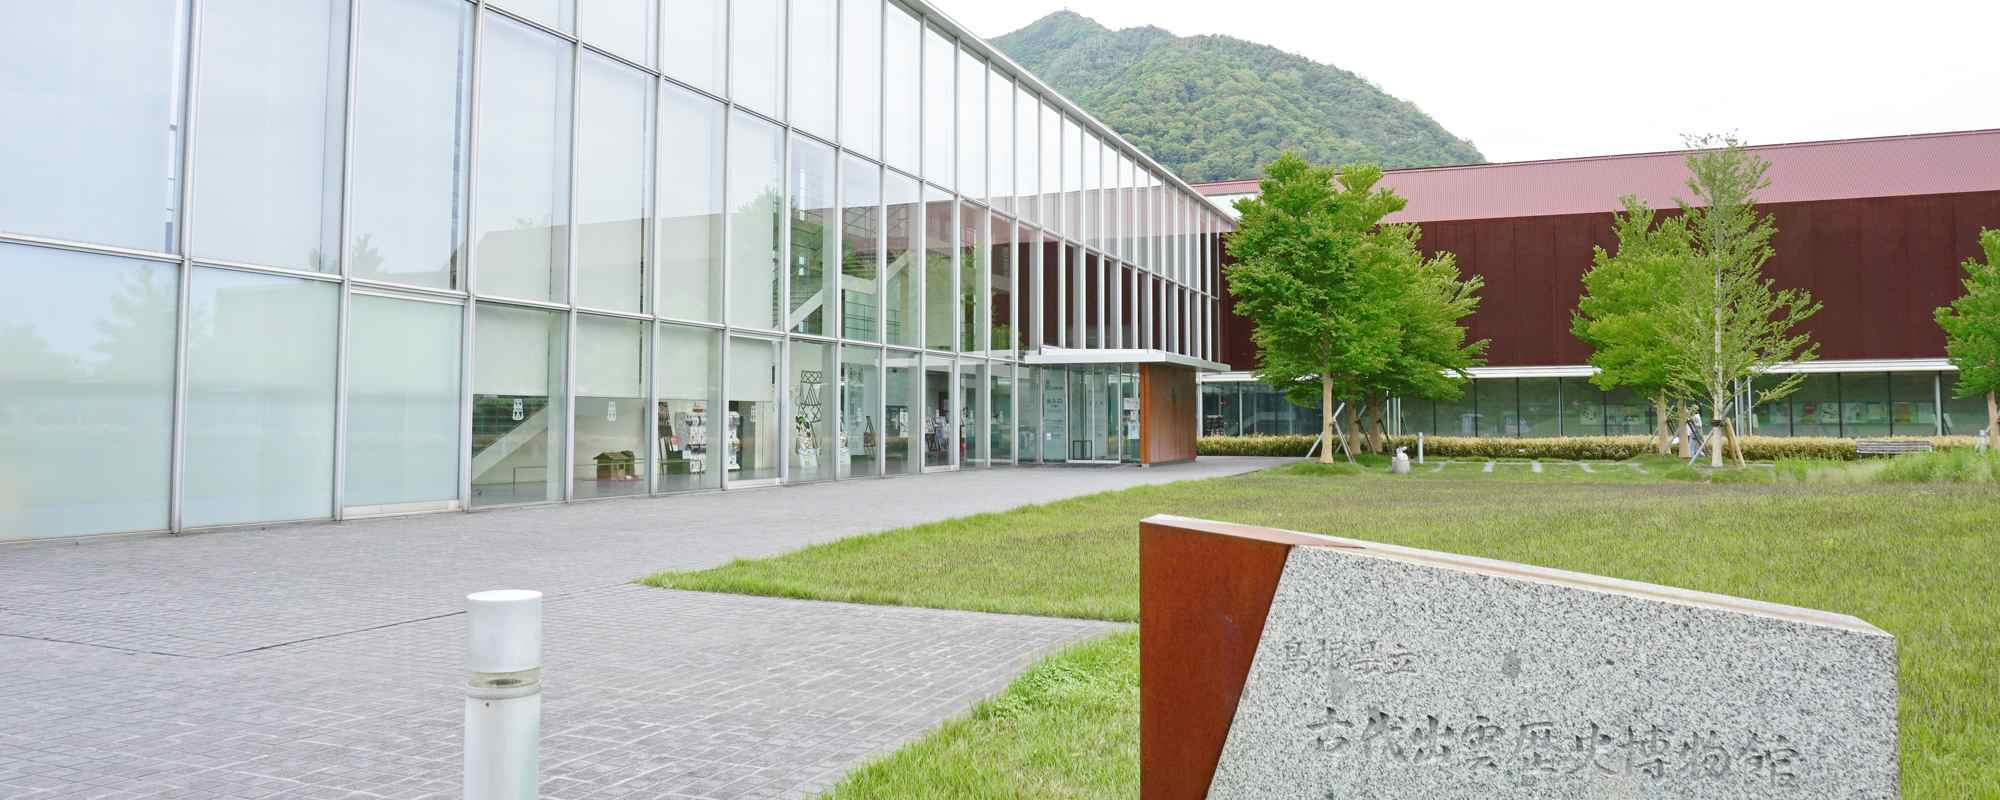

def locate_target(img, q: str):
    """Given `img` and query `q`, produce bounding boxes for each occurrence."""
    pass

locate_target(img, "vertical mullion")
[777,0,793,485]
[168,0,205,532]
[459,2,486,508]
[331,0,362,519]
[563,33,582,500]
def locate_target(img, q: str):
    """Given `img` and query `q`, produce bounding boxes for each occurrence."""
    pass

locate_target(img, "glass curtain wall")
[471,304,566,507]
[990,365,1013,463]
[346,294,462,510]
[885,173,922,347]
[885,351,921,474]
[960,361,985,465]
[841,155,883,341]
[573,316,648,499]
[924,188,955,351]
[839,346,882,478]
[789,136,837,335]
[923,356,955,467]
[656,324,721,492]
[729,335,782,480]
[789,339,837,482]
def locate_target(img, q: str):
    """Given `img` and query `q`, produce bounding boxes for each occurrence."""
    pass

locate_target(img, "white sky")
[932,0,2000,164]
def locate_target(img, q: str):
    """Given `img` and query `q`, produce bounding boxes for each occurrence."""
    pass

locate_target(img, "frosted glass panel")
[579,0,652,65]
[0,1,186,252]
[657,323,721,492]
[345,294,461,508]
[730,0,784,116]
[473,15,572,302]
[788,0,836,138]
[657,85,724,321]
[661,0,725,94]
[839,0,881,157]
[0,243,175,538]
[472,304,566,505]
[183,268,338,526]
[727,112,783,329]
[575,54,650,313]
[349,0,472,290]
[574,315,646,498]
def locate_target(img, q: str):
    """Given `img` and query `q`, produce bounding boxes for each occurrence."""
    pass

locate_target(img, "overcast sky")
[932,0,2000,164]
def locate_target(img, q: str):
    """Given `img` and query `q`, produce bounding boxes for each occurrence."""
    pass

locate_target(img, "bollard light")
[465,589,542,800]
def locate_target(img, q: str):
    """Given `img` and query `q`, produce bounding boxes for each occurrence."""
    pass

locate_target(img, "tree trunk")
[1320,376,1336,464]
[1364,395,1385,454]
[1710,393,1726,468]
[1988,390,1998,439]
[1723,417,1746,467]
[1676,401,1693,459]
[1344,397,1363,463]
[1652,394,1672,455]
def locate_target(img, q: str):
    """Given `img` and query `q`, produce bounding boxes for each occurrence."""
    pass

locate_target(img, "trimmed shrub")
[1197,433,1984,461]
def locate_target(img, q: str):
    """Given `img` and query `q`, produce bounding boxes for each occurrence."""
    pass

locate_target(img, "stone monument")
[1138,514,1899,799]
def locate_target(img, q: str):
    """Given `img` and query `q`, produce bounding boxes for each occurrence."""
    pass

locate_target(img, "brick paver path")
[0,459,1269,799]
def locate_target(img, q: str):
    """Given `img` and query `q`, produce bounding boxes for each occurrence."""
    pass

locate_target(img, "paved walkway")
[0,459,1270,799]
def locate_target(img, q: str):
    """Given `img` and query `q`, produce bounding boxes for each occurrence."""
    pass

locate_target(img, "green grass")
[822,631,1140,799]
[644,460,2000,798]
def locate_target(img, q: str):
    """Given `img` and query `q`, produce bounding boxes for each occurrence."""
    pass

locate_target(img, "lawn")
[644,458,2000,798]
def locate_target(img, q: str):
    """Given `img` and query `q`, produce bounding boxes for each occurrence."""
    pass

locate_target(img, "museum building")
[1195,130,2000,440]
[0,0,1231,541]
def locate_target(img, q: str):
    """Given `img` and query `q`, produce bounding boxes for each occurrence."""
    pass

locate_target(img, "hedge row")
[1196,434,1983,461]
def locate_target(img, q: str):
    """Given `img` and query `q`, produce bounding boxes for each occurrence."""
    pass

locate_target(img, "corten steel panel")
[1138,516,1333,800]
[1215,190,2000,368]
[1140,364,1197,463]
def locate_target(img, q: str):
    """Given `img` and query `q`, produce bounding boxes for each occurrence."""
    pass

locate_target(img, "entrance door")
[923,356,954,470]
[1040,367,1067,462]
[727,335,782,485]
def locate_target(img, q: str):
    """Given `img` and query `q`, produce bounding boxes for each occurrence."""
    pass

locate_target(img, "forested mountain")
[990,12,1483,182]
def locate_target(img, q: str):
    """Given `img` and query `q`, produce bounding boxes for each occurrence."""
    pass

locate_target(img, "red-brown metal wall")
[1217,190,2000,369]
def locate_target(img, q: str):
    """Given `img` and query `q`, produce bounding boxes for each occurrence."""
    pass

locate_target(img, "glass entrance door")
[1040,366,1067,462]
[922,356,954,470]
[727,335,781,484]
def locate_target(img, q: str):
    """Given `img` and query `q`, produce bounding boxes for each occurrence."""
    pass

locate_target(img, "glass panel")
[839,0,881,157]
[471,304,566,506]
[1083,134,1101,250]
[660,0,725,94]
[1017,366,1040,462]
[730,0,783,116]
[657,85,725,321]
[1040,101,1060,237]
[957,48,985,200]
[573,315,646,499]
[349,0,471,291]
[0,244,174,538]
[990,364,1013,463]
[924,188,955,350]
[1435,383,1478,437]
[1083,252,1100,348]
[884,172,921,347]
[1473,379,1514,437]
[1065,117,1083,237]
[655,323,721,492]
[1792,374,1841,437]
[1015,88,1038,224]
[1121,368,1140,461]
[882,4,920,173]
[1843,373,1891,438]
[788,340,836,482]
[839,346,881,478]
[1040,366,1067,461]
[1397,395,1434,438]
[1518,378,1560,438]
[579,0,652,65]
[988,68,1011,213]
[1,1,186,252]
[346,294,461,508]
[787,0,836,138]
[922,27,954,188]
[1603,386,1652,436]
[841,156,882,341]
[959,361,984,465]
[884,351,919,473]
[788,136,836,335]
[923,357,954,467]
[183,268,337,526]
[727,112,783,329]
[1752,380,1791,437]
[990,214,1013,354]
[1558,378,1604,437]
[474,15,572,303]
[576,54,650,313]
[960,202,986,352]
[727,336,781,480]
[492,0,572,31]
[1941,373,1990,436]
[191,0,348,272]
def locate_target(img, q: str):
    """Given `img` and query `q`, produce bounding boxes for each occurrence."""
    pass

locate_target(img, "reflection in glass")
[576,54,650,312]
[988,68,1011,213]
[925,189,955,351]
[1843,373,1891,438]
[1559,377,1605,437]
[491,0,573,31]
[0,244,175,538]
[728,112,783,329]
[1518,378,1560,437]
[922,26,954,188]
[656,324,721,492]
[1941,373,1989,436]
[183,268,337,526]
[657,85,725,321]
[1015,87,1038,225]
[1017,366,1040,462]
[885,352,919,474]
[884,172,921,347]
[579,0,652,66]
[728,336,782,480]
[660,0,725,94]
[841,156,882,341]
[346,294,461,508]
[923,357,954,467]
[349,0,471,290]
[990,365,1013,463]
[1039,364,1066,461]
[788,0,836,138]
[472,304,566,506]
[789,340,836,482]
[883,5,921,172]
[1792,374,1841,437]
[1,1,186,252]
[1040,101,1060,236]
[839,346,882,478]
[959,361,984,465]
[840,0,882,156]
[1603,386,1652,436]
[474,16,572,302]
[192,0,348,272]
[960,202,986,352]
[990,214,1013,354]
[731,0,784,116]
[957,48,985,200]
[789,136,837,334]
[573,316,647,499]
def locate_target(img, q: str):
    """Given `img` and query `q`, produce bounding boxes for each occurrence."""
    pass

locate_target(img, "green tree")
[1226,154,1482,461]
[1573,198,1694,455]
[1935,229,2000,437]
[1660,136,1820,467]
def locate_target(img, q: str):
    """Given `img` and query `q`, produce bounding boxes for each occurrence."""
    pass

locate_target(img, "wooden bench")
[1855,439,1933,456]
